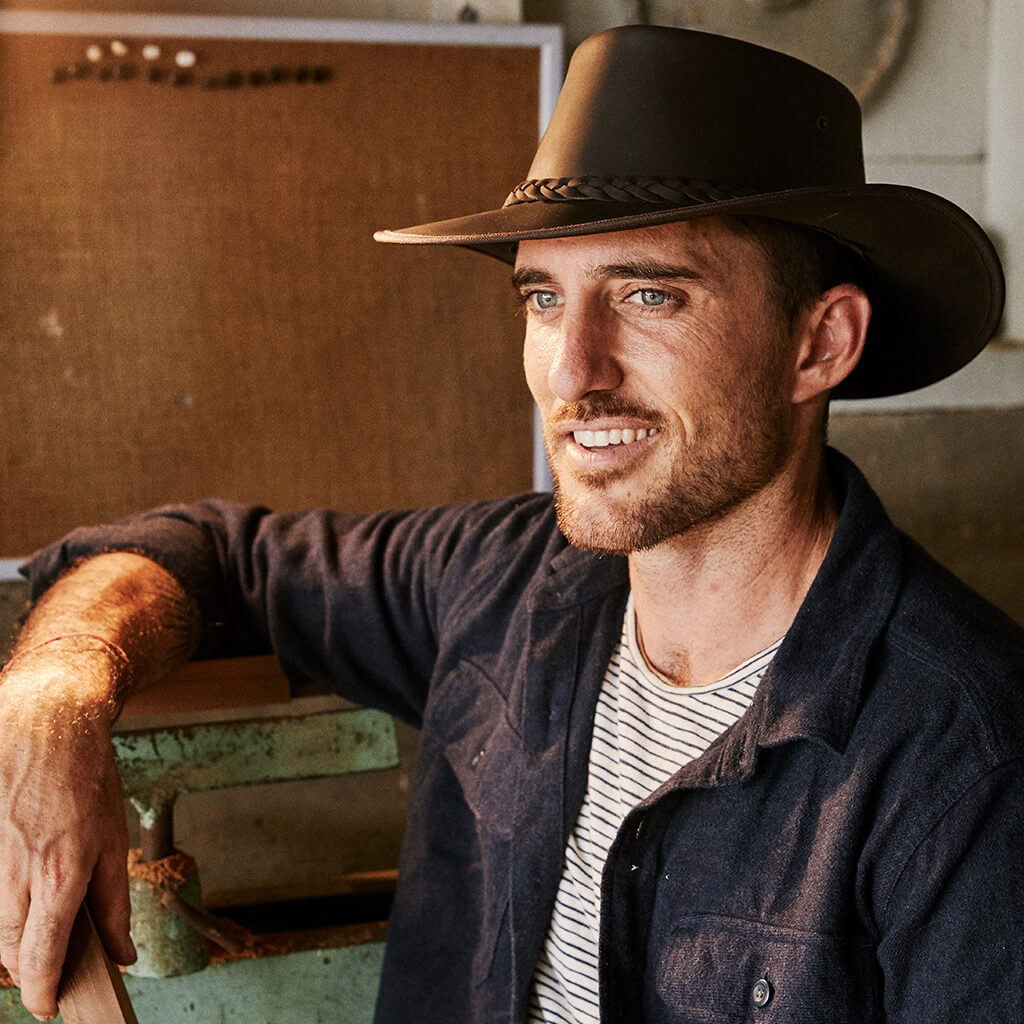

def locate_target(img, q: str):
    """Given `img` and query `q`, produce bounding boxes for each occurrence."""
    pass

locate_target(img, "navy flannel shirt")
[24,450,1024,1023]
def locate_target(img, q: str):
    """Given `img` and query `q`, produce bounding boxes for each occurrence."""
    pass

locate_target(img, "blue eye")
[531,291,559,310]
[636,288,668,306]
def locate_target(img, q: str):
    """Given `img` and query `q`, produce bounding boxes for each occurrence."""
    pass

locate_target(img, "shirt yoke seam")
[886,628,1001,762]
[879,757,1024,930]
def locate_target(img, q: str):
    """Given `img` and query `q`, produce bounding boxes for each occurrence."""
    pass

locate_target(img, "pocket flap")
[653,914,879,1023]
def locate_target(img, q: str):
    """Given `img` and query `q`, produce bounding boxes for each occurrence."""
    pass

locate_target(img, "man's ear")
[791,285,872,404]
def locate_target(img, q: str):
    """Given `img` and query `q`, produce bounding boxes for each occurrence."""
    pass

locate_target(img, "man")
[1,25,1021,1024]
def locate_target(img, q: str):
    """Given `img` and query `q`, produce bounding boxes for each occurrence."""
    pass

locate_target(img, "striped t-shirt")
[527,594,781,1023]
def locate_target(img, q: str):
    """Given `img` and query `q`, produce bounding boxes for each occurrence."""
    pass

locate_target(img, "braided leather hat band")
[503,176,756,208]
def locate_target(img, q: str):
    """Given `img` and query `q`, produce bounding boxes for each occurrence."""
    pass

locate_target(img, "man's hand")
[0,551,201,1020]
[0,644,136,1021]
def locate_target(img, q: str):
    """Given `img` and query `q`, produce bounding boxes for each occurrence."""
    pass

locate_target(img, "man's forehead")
[513,217,759,279]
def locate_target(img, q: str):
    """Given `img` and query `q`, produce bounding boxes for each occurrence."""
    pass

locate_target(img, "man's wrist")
[1,634,133,722]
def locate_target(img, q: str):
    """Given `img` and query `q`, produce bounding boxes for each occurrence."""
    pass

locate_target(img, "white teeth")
[572,426,659,448]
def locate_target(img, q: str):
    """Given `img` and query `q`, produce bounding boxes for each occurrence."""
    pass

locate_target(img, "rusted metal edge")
[115,704,399,820]
[207,920,388,965]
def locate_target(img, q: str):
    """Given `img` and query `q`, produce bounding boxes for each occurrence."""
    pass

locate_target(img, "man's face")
[516,217,799,555]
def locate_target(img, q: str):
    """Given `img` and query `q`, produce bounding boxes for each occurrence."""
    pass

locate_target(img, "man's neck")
[627,454,837,688]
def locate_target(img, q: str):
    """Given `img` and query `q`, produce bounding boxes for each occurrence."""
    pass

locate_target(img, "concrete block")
[830,406,1024,626]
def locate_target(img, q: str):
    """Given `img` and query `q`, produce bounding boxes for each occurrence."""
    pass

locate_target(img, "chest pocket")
[651,914,881,1024]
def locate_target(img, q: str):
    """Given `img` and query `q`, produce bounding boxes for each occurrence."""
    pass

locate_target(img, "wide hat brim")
[376,183,1004,400]
[374,27,1004,400]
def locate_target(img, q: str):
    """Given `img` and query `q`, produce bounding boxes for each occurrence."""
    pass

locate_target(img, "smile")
[572,426,660,449]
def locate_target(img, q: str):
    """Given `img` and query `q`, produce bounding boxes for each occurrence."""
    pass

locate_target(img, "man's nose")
[548,305,623,402]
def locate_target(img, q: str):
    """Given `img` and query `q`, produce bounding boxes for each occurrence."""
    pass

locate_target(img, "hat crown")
[527,26,865,193]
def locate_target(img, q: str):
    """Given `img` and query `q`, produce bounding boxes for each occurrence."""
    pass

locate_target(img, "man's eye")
[630,288,669,307]
[530,291,560,310]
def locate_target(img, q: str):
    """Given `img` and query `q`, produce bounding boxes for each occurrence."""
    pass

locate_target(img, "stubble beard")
[549,379,793,557]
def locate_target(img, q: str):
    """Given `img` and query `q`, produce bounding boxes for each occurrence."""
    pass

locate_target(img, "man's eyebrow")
[594,259,706,282]
[511,267,554,290]
[510,260,707,291]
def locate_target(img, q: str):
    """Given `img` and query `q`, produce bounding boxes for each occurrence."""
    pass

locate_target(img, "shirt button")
[752,978,772,1007]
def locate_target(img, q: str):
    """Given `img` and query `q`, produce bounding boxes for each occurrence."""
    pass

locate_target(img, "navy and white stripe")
[527,594,781,1023]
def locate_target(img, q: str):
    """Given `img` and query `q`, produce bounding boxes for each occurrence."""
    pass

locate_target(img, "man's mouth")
[571,426,661,449]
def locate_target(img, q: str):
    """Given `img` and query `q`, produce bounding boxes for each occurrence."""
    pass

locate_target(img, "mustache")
[549,396,663,426]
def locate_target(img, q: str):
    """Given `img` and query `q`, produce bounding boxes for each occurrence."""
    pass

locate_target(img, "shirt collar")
[753,448,904,755]
[535,448,904,757]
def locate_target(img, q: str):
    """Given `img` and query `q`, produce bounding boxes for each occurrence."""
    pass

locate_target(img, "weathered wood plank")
[58,907,138,1024]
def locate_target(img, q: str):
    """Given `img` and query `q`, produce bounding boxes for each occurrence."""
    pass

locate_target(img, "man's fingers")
[0,873,29,987]
[0,922,25,987]
[89,847,136,966]
[17,884,85,1022]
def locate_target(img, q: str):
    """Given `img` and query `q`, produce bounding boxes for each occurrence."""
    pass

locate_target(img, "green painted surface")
[0,706,399,1021]
[115,707,400,818]
[0,941,385,1023]
[128,872,210,978]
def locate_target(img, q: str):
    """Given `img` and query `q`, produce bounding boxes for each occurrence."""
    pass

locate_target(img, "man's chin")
[551,472,732,555]
[553,487,653,557]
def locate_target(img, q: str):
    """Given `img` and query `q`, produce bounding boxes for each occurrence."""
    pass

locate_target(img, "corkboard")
[0,30,540,554]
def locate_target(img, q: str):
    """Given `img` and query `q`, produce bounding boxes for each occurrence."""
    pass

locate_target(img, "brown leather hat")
[374,25,1004,399]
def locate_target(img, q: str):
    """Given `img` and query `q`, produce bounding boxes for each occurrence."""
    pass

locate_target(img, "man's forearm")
[8,551,203,719]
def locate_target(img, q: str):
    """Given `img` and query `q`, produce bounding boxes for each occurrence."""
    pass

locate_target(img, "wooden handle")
[58,906,139,1024]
